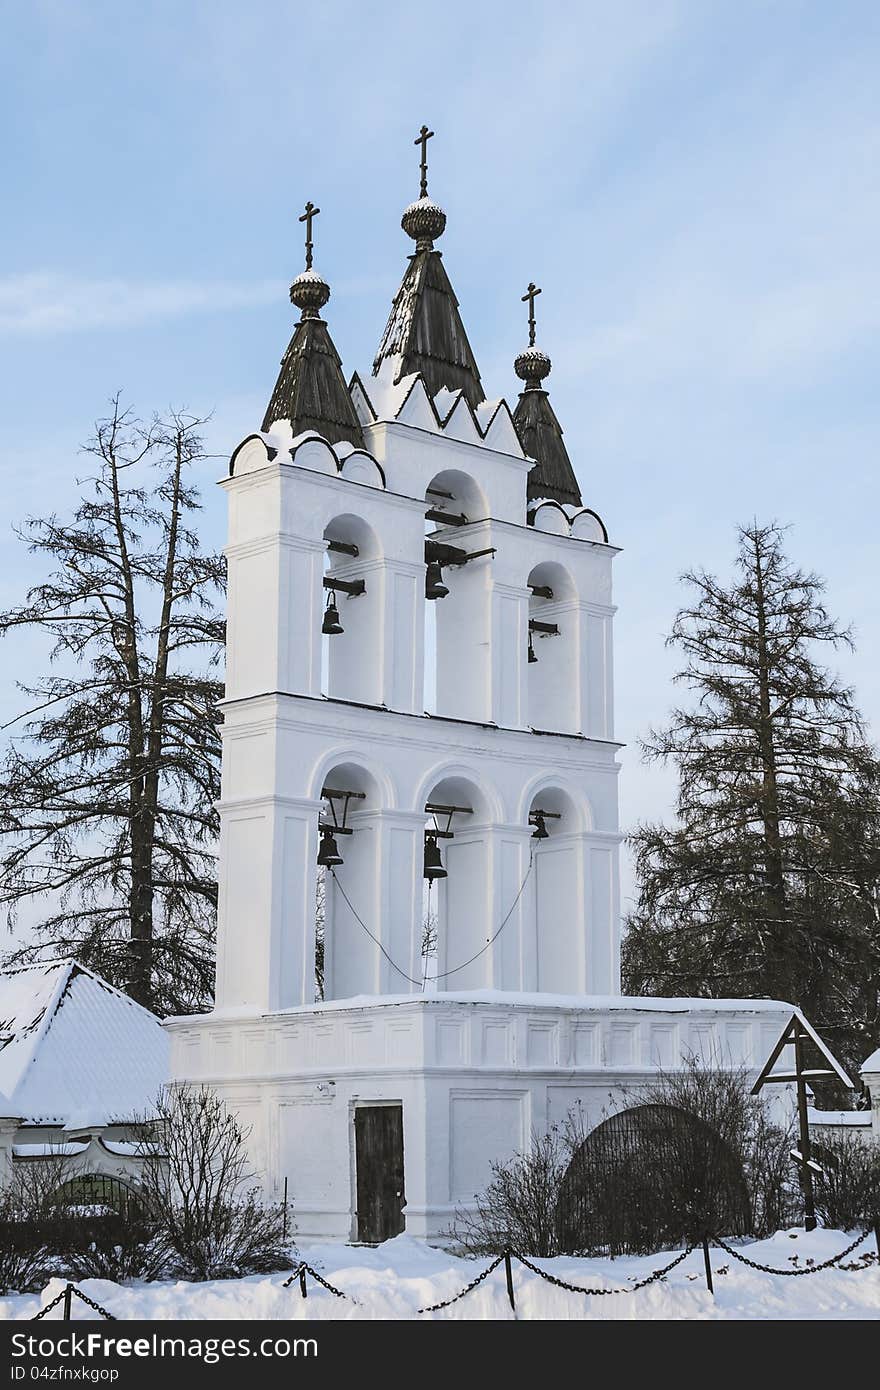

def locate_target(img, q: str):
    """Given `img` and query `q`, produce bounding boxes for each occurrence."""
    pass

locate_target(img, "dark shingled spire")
[511,283,582,509]
[372,126,485,411]
[262,202,365,449]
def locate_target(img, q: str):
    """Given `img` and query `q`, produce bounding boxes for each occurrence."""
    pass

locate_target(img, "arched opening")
[422,773,493,992]
[527,786,585,992]
[51,1172,143,1218]
[555,1104,753,1255]
[425,471,492,721]
[322,515,382,706]
[317,761,384,1001]
[527,561,579,734]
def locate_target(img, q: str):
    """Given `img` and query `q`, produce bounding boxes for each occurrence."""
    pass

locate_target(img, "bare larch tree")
[0,397,224,1014]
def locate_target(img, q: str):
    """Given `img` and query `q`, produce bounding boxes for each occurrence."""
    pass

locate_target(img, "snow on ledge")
[807,1108,872,1127]
[170,989,799,1027]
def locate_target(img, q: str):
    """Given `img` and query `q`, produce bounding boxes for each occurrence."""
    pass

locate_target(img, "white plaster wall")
[167,997,798,1243]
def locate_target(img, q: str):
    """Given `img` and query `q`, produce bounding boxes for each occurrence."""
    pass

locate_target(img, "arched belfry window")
[322,515,382,705]
[422,773,492,992]
[527,561,579,734]
[424,471,494,723]
[528,786,585,992]
[318,761,382,1001]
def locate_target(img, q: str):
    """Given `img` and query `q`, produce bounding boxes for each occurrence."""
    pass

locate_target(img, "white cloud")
[0,273,282,335]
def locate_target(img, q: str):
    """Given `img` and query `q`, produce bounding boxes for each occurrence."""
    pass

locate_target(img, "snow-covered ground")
[2,1229,878,1321]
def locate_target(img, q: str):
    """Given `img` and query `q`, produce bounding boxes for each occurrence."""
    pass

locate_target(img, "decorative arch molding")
[413,759,505,826]
[308,747,398,812]
[529,499,570,534]
[229,433,274,477]
[517,772,594,835]
[570,507,609,543]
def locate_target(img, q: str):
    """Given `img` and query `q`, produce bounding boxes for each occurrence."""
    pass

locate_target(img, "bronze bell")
[322,597,344,636]
[531,810,549,840]
[425,559,449,601]
[423,833,447,881]
[317,827,344,867]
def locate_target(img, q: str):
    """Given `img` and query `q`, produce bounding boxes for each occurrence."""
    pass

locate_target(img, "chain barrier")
[416,1253,507,1313]
[711,1228,872,1277]
[31,1283,116,1321]
[514,1244,693,1297]
[282,1261,354,1301]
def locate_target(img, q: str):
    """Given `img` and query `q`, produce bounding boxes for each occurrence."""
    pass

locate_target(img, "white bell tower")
[213,194,621,1014]
[167,138,794,1244]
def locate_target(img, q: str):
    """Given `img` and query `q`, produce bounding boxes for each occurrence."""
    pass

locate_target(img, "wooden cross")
[414,125,434,198]
[522,282,541,347]
[299,200,320,270]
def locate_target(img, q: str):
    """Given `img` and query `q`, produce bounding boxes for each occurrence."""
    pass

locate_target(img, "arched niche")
[527,560,580,734]
[527,785,586,993]
[425,470,492,722]
[421,771,496,994]
[322,514,383,705]
[319,760,385,1002]
[424,469,488,525]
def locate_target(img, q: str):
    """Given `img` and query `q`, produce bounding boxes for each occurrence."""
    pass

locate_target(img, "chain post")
[701,1237,714,1295]
[62,1285,73,1322]
[299,1266,308,1298]
[504,1250,516,1314]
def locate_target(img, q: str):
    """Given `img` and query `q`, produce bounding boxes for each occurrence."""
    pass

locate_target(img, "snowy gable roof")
[0,960,168,1127]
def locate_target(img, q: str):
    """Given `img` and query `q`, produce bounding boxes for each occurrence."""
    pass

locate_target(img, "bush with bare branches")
[133,1086,293,1280]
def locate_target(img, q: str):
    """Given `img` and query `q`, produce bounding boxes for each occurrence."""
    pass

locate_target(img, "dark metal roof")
[262,315,365,448]
[372,249,485,411]
[513,386,583,508]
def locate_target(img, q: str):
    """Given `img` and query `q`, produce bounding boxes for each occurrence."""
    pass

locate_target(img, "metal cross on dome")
[299,200,320,270]
[415,124,434,198]
[522,282,542,348]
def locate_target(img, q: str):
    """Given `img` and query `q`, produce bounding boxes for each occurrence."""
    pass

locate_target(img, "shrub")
[450,1117,584,1257]
[638,1058,801,1238]
[813,1132,880,1231]
[132,1086,294,1281]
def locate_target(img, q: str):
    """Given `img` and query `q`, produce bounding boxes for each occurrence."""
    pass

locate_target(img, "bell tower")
[213,143,621,1017]
[167,132,801,1245]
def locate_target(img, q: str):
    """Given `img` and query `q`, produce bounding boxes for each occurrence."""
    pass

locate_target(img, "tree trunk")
[752,531,789,990]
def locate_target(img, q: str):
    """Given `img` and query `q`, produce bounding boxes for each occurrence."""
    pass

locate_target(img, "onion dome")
[290,268,331,318]
[401,197,447,252]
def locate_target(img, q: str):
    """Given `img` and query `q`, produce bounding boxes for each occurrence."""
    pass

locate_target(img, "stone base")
[166,991,797,1244]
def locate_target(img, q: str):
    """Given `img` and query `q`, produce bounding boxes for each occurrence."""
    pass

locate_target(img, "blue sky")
[1,1,879,908]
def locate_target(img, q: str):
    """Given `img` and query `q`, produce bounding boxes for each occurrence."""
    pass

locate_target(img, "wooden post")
[701,1236,714,1295]
[299,1266,308,1299]
[504,1250,516,1314]
[793,1021,817,1232]
[874,1222,880,1262]
[62,1284,73,1321]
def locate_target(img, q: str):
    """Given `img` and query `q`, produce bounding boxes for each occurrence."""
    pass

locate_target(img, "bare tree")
[133,1086,292,1280]
[0,396,224,1013]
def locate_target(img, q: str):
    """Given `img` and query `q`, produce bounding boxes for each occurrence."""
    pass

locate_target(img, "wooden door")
[354,1104,405,1243]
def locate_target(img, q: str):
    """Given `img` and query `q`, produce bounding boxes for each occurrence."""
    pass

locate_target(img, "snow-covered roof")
[807,1108,872,1128]
[0,960,168,1127]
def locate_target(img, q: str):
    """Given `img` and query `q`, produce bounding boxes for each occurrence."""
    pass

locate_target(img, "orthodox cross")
[415,125,434,198]
[522,282,541,347]
[299,201,320,270]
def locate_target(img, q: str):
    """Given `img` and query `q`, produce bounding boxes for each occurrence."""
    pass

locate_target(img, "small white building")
[168,142,808,1243]
[0,959,169,1196]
